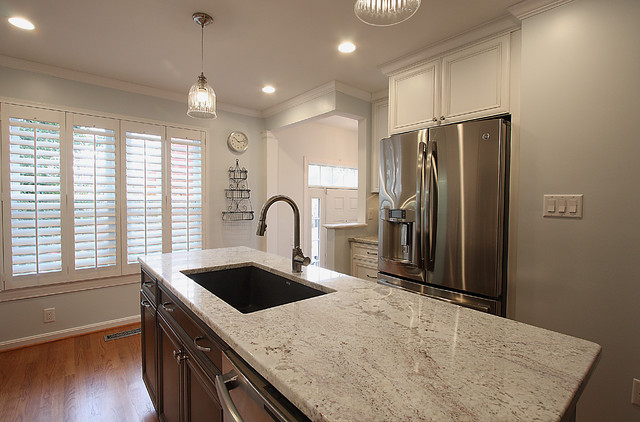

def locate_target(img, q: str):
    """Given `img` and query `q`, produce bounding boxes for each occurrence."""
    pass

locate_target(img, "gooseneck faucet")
[256,195,310,273]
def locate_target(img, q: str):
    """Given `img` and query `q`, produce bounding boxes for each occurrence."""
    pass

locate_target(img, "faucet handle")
[298,255,311,266]
[292,247,311,272]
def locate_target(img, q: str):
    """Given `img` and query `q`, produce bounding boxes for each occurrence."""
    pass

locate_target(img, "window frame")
[167,126,205,254]
[66,113,122,281]
[1,104,68,289]
[0,102,208,291]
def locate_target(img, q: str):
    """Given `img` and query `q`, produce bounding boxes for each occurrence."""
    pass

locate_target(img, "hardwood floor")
[0,323,158,422]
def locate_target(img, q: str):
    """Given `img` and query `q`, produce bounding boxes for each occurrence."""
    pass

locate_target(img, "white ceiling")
[0,0,521,113]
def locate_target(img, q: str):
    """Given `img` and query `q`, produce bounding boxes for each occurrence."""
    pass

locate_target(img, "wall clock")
[227,131,248,153]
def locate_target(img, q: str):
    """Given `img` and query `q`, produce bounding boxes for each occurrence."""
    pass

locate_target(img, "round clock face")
[227,131,248,153]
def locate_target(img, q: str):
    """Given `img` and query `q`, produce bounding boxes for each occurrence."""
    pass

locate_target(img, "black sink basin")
[183,266,331,314]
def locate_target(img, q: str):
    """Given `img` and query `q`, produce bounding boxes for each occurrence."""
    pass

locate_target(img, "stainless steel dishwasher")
[215,349,310,422]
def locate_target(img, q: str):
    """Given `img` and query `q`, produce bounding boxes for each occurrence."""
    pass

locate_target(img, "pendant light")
[187,12,217,119]
[354,0,421,26]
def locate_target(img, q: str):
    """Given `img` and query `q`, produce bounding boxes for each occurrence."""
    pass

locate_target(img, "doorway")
[303,160,358,267]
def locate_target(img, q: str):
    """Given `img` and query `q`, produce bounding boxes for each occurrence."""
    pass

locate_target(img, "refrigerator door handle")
[415,141,427,269]
[426,140,438,271]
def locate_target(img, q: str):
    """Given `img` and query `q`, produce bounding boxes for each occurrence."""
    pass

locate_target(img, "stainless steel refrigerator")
[378,117,510,316]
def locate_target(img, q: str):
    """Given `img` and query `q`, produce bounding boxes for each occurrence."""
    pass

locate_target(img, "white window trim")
[66,113,123,281]
[1,104,68,289]
[0,101,208,292]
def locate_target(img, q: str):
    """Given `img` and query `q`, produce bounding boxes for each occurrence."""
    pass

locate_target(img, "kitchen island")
[140,246,600,422]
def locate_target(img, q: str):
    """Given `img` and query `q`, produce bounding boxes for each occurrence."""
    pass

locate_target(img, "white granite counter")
[348,235,378,245]
[140,247,600,422]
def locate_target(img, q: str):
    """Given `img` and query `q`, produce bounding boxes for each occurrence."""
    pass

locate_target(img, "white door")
[325,188,358,224]
[305,188,326,267]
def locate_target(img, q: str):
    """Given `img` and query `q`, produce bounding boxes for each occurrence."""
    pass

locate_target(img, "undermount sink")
[182,265,332,314]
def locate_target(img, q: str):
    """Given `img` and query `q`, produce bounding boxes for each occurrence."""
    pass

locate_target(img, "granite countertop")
[139,247,600,422]
[348,235,378,245]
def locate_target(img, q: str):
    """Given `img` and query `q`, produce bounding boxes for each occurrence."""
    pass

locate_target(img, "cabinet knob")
[161,302,175,312]
[432,117,438,122]
[440,116,445,121]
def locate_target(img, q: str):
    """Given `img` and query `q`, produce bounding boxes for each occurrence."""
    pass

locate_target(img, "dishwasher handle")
[216,350,292,422]
[215,371,244,422]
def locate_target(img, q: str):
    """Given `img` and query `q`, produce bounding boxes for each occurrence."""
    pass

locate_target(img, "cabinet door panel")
[141,292,157,409]
[389,59,440,133]
[442,34,510,122]
[184,355,222,422]
[159,315,182,422]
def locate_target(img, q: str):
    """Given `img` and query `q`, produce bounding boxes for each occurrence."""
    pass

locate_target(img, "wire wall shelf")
[222,159,254,221]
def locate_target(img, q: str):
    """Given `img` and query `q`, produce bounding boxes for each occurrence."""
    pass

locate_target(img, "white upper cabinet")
[387,34,510,134]
[370,98,388,193]
[441,34,510,123]
[389,59,440,134]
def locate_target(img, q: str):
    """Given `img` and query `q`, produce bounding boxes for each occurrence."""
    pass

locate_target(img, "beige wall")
[515,0,640,420]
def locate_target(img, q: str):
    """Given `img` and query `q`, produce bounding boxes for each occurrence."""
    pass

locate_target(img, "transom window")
[307,164,358,188]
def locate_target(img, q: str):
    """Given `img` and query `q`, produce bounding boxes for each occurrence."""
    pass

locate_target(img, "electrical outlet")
[633,378,640,406]
[43,308,55,323]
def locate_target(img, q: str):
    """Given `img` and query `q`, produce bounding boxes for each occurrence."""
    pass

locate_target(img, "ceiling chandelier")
[187,12,217,119]
[354,0,421,26]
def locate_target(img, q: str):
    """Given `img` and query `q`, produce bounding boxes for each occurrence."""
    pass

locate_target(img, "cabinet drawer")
[141,269,157,305]
[158,285,223,373]
[353,261,379,282]
[352,243,378,260]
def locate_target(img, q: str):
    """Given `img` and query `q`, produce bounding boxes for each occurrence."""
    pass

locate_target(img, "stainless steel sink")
[182,266,332,314]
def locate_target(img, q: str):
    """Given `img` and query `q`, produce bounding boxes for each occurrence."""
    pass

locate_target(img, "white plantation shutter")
[1,104,67,288]
[122,122,164,271]
[68,114,120,279]
[1,102,209,289]
[168,128,204,252]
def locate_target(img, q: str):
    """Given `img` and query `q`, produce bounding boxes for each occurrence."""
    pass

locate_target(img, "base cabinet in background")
[350,240,378,281]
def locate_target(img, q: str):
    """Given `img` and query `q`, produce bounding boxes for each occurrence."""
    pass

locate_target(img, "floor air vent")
[104,328,141,342]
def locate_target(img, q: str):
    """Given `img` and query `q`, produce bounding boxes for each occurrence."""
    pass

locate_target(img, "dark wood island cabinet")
[140,268,309,422]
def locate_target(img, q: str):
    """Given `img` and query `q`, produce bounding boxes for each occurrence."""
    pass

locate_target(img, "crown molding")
[371,89,388,102]
[261,80,372,118]
[0,55,261,118]
[379,14,520,76]
[333,81,373,103]
[508,0,574,20]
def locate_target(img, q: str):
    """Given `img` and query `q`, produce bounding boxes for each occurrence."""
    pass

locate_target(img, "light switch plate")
[543,194,583,218]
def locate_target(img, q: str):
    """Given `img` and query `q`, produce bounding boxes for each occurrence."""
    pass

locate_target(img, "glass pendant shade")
[187,73,217,119]
[187,12,216,119]
[354,0,421,26]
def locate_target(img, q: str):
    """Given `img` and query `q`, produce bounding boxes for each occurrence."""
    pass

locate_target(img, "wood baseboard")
[0,315,140,352]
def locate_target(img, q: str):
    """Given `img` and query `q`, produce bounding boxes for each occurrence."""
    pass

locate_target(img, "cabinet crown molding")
[379,15,518,77]
[508,0,574,20]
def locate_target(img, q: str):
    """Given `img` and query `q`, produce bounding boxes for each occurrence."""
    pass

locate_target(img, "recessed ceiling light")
[338,42,356,54]
[262,85,276,94]
[8,17,35,31]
